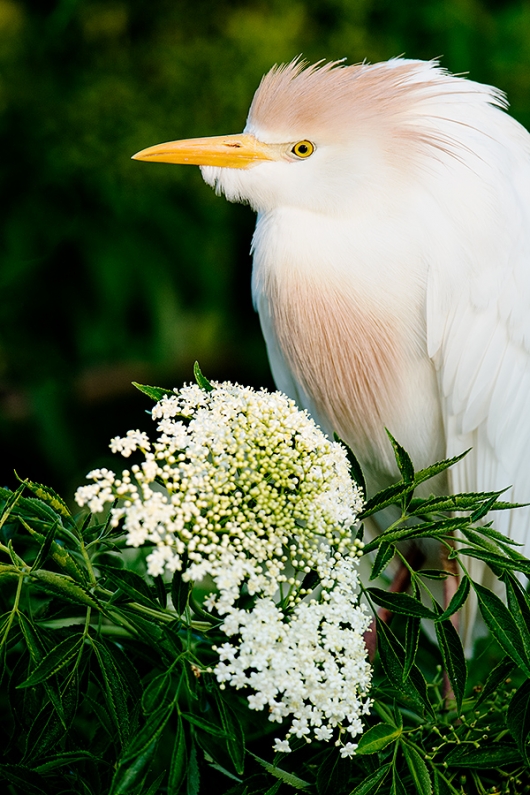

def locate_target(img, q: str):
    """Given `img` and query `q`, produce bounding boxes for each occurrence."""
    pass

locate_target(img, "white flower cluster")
[75,379,370,751]
[75,381,364,611]
[214,550,372,752]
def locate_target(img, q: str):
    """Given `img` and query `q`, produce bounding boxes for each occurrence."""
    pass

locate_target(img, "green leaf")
[435,576,470,622]
[363,518,468,552]
[400,740,432,795]
[386,430,414,483]
[433,770,460,795]
[17,613,68,726]
[33,750,104,773]
[30,519,58,571]
[459,547,530,576]
[475,655,515,708]
[503,572,530,663]
[507,678,530,765]
[445,742,521,768]
[473,582,530,674]
[142,670,174,714]
[434,619,466,711]
[214,688,245,775]
[403,615,421,679]
[194,361,214,391]
[355,722,402,755]
[248,751,311,790]
[110,738,159,795]
[21,478,73,521]
[168,713,188,794]
[316,749,350,795]
[370,543,394,580]
[408,491,508,516]
[100,564,158,608]
[0,764,48,795]
[181,711,228,737]
[171,569,191,616]
[121,704,173,762]
[90,638,131,745]
[153,575,167,608]
[187,738,201,795]
[30,569,99,609]
[376,618,431,714]
[132,382,174,401]
[348,764,391,795]
[333,433,366,496]
[367,588,436,619]
[17,634,83,688]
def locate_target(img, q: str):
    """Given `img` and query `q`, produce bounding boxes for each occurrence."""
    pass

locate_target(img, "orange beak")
[132,133,279,169]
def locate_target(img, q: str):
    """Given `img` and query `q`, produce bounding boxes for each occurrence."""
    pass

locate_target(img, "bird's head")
[133,58,506,216]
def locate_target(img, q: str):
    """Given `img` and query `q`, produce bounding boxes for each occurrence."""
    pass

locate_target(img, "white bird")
[133,58,530,639]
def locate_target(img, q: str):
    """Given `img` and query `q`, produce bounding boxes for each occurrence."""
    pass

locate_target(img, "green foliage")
[2,419,530,793]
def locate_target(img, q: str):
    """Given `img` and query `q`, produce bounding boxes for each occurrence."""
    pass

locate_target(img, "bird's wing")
[426,115,530,567]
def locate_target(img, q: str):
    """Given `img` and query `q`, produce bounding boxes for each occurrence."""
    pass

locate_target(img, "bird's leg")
[364,544,426,661]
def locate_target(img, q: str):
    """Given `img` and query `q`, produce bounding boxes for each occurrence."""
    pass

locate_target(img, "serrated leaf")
[100,564,158,608]
[171,569,191,616]
[386,430,414,483]
[473,582,530,674]
[30,569,99,609]
[22,478,73,521]
[367,588,436,619]
[436,576,470,622]
[376,618,430,714]
[132,382,174,401]
[248,751,311,790]
[90,638,130,745]
[445,742,521,768]
[403,615,421,679]
[17,613,68,726]
[214,688,245,775]
[168,712,187,794]
[355,722,401,754]
[434,619,466,711]
[33,750,103,773]
[370,543,394,580]
[316,749,350,795]
[459,547,530,576]
[142,670,173,714]
[17,634,83,688]
[110,737,159,795]
[475,655,515,708]
[333,433,366,496]
[121,704,173,762]
[193,361,214,392]
[0,764,48,795]
[503,573,530,662]
[349,764,391,795]
[363,518,468,552]
[507,678,530,765]
[181,711,228,737]
[401,741,432,795]
[188,739,201,795]
[30,520,58,571]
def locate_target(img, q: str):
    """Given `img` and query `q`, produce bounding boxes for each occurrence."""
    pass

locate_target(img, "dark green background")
[2,0,530,498]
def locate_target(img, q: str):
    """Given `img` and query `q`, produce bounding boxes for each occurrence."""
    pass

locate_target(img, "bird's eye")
[291,140,315,159]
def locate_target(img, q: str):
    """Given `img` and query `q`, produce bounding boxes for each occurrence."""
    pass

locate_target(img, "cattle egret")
[133,58,530,639]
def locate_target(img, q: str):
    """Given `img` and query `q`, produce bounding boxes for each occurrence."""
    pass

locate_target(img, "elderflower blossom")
[75,379,371,750]
[213,549,372,751]
[75,381,364,610]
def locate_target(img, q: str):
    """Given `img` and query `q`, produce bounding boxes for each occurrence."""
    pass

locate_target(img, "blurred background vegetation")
[2,0,530,499]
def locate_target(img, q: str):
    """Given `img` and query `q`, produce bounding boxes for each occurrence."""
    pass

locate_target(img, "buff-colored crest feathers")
[247,57,508,152]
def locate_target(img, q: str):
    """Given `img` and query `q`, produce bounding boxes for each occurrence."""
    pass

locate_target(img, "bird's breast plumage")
[252,206,446,490]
